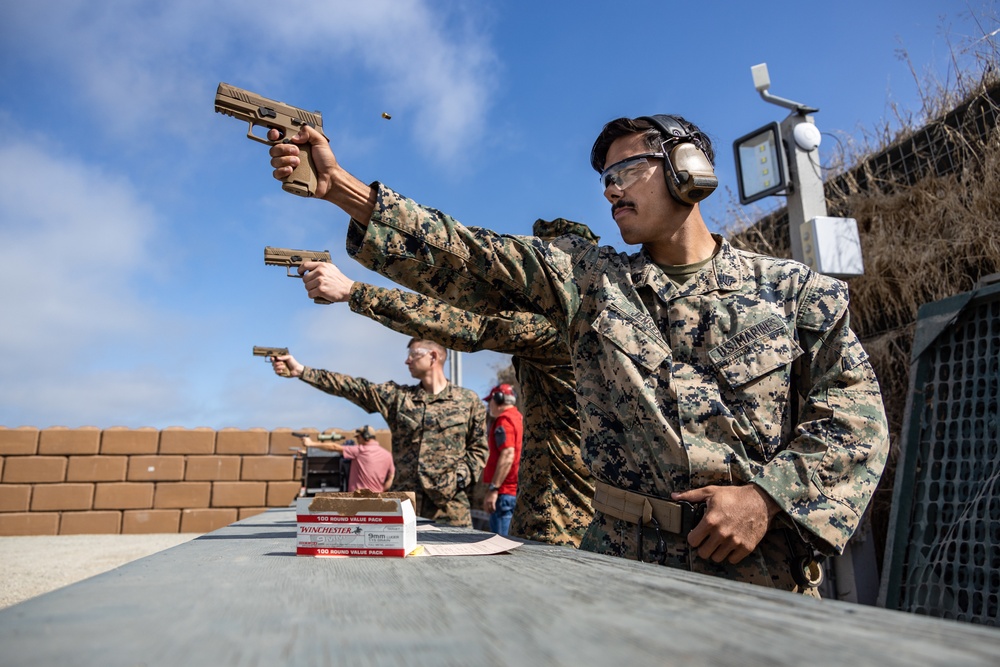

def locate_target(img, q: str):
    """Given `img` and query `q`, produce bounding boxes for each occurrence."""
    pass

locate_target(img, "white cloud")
[0,134,160,355]
[1,0,497,164]
[0,132,187,427]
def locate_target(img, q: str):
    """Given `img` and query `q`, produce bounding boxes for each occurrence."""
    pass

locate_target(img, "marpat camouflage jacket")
[345,184,890,555]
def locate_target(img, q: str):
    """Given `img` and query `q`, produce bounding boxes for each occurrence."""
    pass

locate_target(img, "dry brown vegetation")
[724,18,1000,560]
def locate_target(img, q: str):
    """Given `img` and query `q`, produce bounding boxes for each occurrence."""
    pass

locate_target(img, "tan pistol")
[252,345,290,377]
[263,247,333,305]
[214,82,327,198]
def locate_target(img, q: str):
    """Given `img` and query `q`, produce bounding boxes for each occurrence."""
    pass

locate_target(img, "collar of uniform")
[705,235,743,292]
[633,234,743,302]
[416,381,453,402]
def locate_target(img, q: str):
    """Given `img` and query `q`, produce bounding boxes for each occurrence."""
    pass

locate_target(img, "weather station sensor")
[792,123,822,151]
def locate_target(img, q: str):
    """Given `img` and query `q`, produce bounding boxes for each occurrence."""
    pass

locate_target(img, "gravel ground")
[0,533,201,609]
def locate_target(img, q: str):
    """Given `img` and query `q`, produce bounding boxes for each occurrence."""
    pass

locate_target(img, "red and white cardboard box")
[296,491,418,557]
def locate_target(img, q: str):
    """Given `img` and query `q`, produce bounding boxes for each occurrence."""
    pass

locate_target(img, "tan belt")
[592,481,703,535]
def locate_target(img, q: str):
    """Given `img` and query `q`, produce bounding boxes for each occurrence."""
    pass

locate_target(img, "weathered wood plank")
[1,507,998,666]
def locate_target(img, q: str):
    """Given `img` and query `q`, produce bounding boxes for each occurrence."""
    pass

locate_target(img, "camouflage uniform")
[299,368,487,526]
[348,277,595,546]
[344,184,890,592]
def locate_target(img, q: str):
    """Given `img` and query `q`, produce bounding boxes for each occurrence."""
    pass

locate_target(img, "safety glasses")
[406,348,431,361]
[600,152,666,192]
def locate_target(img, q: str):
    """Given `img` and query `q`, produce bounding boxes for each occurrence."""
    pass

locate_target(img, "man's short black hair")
[590,115,714,172]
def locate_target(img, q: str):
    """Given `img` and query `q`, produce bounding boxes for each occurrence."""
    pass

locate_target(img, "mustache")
[611,199,635,215]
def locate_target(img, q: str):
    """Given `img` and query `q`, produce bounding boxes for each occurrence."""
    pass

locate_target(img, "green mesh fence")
[879,279,1000,625]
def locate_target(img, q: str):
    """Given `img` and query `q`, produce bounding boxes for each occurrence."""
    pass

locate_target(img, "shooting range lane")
[1,507,998,666]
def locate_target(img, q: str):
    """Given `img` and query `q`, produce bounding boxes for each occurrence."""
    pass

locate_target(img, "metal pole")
[449,351,462,387]
[780,113,829,264]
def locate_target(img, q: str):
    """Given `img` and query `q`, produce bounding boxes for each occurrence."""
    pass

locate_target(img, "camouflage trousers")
[579,510,821,597]
[414,489,472,528]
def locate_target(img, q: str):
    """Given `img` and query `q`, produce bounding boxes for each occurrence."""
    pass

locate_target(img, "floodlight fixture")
[733,121,787,205]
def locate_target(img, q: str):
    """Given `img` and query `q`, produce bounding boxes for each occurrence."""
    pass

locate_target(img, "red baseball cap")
[483,384,516,403]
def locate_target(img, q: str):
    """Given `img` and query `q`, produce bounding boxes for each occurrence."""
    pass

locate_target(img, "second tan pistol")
[263,247,333,304]
[253,345,291,377]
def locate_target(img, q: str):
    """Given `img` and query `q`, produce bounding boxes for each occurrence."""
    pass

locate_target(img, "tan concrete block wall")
[159,427,216,455]
[61,511,122,535]
[185,456,241,481]
[94,482,155,510]
[0,512,60,535]
[31,483,95,511]
[241,456,293,481]
[3,457,67,483]
[127,456,185,482]
[267,481,301,507]
[216,428,269,455]
[0,426,391,535]
[39,427,101,456]
[212,482,266,508]
[124,509,181,534]
[0,427,39,455]
[154,482,211,509]
[67,456,128,482]
[0,484,31,512]
[100,427,159,455]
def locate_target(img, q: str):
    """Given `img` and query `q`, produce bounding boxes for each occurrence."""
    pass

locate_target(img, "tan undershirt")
[657,242,721,287]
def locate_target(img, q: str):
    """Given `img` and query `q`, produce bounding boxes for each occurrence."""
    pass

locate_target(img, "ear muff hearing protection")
[638,115,718,205]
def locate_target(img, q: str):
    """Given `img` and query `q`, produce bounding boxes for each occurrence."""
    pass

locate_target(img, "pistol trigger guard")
[244,123,269,146]
[245,122,285,145]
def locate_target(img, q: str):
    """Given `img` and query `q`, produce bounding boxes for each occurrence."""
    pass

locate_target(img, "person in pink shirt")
[300,426,395,493]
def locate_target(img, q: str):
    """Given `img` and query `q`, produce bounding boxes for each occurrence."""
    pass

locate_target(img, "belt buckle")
[678,501,705,535]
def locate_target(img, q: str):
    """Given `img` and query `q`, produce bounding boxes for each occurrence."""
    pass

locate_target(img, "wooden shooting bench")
[2,506,999,666]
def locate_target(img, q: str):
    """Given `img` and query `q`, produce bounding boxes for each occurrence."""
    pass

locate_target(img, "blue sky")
[0,1,994,432]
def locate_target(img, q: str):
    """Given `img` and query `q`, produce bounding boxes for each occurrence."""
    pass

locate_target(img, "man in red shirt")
[300,426,395,493]
[481,384,523,536]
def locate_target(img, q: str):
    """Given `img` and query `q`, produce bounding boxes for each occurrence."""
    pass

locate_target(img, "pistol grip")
[313,297,332,305]
[282,142,319,197]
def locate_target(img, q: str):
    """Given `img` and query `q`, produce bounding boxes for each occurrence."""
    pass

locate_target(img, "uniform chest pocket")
[709,316,802,389]
[593,305,670,372]
[397,411,420,433]
[581,305,670,429]
[423,412,468,453]
[709,317,802,460]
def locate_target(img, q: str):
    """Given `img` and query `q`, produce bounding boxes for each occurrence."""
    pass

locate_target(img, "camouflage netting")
[727,73,1000,564]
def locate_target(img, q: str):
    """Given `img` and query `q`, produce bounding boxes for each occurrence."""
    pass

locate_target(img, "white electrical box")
[800,216,864,278]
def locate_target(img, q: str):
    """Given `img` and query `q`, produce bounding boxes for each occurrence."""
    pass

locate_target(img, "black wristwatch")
[488,483,500,492]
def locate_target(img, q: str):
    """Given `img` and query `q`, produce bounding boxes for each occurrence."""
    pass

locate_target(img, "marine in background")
[271,342,486,527]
